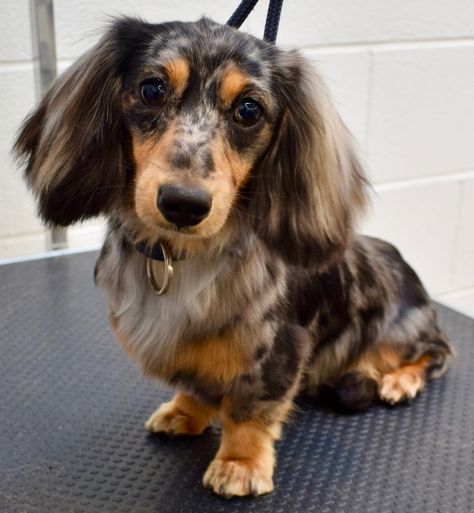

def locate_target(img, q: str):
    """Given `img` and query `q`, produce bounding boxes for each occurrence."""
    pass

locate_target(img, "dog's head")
[15,17,367,266]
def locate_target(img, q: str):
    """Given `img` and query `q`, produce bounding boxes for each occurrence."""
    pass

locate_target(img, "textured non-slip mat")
[1,251,473,513]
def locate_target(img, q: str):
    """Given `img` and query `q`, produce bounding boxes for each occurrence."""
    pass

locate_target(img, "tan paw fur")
[145,396,214,436]
[203,458,274,498]
[379,368,425,405]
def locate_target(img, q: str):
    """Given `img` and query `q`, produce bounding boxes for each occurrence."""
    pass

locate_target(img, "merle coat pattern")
[15,17,452,498]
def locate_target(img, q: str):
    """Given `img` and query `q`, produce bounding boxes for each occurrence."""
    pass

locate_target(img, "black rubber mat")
[1,251,473,513]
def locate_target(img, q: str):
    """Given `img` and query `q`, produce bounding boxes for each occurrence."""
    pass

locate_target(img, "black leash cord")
[226,0,284,44]
[227,0,260,29]
[263,0,283,43]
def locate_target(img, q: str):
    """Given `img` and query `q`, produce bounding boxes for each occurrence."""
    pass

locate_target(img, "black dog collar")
[135,241,184,262]
[135,241,166,261]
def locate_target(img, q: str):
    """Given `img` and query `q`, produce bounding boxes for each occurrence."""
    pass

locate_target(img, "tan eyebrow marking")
[163,57,190,95]
[220,64,251,107]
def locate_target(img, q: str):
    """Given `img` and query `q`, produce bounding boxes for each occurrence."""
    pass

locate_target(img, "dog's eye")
[235,98,263,127]
[140,78,167,106]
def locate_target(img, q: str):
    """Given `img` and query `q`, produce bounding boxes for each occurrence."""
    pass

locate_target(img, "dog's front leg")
[145,391,218,436]
[203,396,293,498]
[203,324,310,497]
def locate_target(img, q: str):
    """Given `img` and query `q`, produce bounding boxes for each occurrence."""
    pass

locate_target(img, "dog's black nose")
[157,185,212,228]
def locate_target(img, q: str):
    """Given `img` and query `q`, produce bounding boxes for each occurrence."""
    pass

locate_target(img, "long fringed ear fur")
[13,18,152,226]
[251,51,369,268]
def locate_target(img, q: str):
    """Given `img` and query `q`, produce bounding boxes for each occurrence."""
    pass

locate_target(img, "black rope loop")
[226,0,284,44]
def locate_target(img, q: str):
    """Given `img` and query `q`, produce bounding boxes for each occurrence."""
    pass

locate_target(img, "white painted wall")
[1,1,473,315]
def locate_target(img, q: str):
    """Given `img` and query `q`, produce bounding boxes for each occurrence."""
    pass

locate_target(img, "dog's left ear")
[14,18,152,226]
[251,51,368,268]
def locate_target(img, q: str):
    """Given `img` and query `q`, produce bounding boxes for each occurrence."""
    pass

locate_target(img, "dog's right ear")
[14,18,154,226]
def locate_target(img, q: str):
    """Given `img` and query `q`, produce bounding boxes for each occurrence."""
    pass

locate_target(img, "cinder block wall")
[0,3,47,257]
[1,1,473,314]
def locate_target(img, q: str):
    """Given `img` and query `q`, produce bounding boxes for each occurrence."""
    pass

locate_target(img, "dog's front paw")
[203,457,274,498]
[145,400,210,436]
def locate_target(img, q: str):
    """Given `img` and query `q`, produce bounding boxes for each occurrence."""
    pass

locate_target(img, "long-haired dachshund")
[15,17,453,497]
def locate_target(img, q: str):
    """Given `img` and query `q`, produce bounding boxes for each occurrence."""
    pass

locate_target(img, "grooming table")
[1,251,473,513]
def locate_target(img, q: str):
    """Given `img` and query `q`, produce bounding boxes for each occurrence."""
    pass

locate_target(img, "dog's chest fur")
[95,227,286,386]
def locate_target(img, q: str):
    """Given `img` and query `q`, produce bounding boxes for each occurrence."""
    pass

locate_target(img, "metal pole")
[30,0,68,251]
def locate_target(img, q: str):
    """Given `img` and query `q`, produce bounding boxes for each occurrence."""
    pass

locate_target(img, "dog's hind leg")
[378,355,430,404]
[377,329,452,405]
[328,321,453,409]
